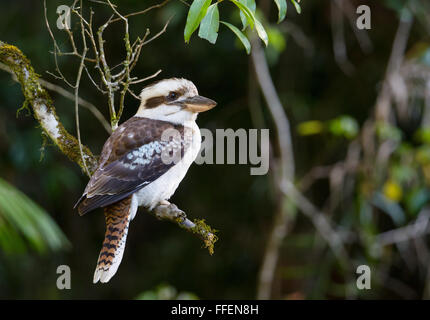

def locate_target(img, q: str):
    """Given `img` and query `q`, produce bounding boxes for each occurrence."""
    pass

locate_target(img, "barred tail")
[93,195,137,283]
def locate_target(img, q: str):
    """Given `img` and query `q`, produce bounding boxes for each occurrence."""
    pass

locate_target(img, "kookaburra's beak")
[179,95,217,113]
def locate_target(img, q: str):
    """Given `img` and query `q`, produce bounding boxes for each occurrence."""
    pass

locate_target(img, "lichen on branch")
[0,41,98,174]
[151,202,218,255]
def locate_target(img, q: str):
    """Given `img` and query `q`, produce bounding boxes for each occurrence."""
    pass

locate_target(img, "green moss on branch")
[0,41,98,175]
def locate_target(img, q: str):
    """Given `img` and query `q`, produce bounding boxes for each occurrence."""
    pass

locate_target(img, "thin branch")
[251,39,294,181]
[331,0,355,75]
[252,34,352,299]
[0,41,98,173]
[110,0,170,23]
[97,15,117,128]
[375,9,414,122]
[142,17,172,46]
[44,78,111,133]
[279,21,314,57]
[280,180,349,262]
[106,0,131,123]
[251,36,295,300]
[129,69,162,85]
[127,88,140,100]
[373,209,430,248]
[338,0,372,53]
[75,0,90,177]
[89,0,117,6]
[83,65,107,94]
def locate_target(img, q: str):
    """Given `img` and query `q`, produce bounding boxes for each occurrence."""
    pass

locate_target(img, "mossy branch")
[151,202,218,255]
[0,40,218,254]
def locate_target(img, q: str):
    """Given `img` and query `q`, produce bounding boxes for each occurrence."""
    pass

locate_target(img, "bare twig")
[373,209,430,248]
[75,0,90,177]
[142,17,172,46]
[252,34,353,299]
[251,39,294,181]
[331,0,354,75]
[251,36,295,299]
[336,0,372,53]
[0,41,98,173]
[279,21,314,57]
[375,9,414,122]
[280,180,349,262]
[127,88,141,100]
[110,0,170,23]
[130,69,162,85]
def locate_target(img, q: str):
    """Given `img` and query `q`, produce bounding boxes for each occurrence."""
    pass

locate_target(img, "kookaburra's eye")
[167,91,178,101]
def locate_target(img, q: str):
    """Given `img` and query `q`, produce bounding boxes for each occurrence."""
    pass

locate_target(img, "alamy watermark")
[56,265,71,290]
[356,265,371,290]
[56,5,71,30]
[356,5,371,30]
[160,127,270,176]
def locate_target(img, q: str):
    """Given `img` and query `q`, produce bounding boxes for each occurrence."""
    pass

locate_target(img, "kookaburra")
[74,78,216,283]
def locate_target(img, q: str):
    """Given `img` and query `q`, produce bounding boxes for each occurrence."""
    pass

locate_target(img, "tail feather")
[93,195,136,284]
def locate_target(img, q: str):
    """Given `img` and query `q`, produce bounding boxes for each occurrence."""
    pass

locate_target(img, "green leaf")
[255,19,269,46]
[291,0,301,14]
[376,121,402,142]
[184,0,212,43]
[198,3,219,44]
[297,120,324,136]
[268,26,286,52]
[230,0,267,46]
[328,115,358,139]
[274,0,287,23]
[238,0,256,30]
[230,0,255,30]
[221,21,251,54]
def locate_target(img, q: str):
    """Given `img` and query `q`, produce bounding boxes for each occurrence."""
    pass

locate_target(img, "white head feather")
[136,78,199,124]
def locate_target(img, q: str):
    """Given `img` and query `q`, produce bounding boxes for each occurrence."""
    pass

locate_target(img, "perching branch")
[0,40,217,254]
[151,202,217,255]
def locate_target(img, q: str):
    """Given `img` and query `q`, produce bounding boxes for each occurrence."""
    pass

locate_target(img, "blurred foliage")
[1,0,430,300]
[136,283,198,300]
[297,115,359,139]
[0,177,70,254]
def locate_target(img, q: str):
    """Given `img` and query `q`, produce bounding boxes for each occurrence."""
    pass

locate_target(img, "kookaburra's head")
[136,78,216,124]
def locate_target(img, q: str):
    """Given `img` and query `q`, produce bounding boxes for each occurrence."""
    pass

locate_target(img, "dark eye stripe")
[144,86,189,109]
[145,96,165,109]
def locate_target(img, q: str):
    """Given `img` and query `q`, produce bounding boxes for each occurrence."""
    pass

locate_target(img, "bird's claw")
[153,201,186,220]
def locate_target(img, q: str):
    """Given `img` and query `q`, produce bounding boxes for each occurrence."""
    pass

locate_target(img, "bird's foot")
[152,201,186,221]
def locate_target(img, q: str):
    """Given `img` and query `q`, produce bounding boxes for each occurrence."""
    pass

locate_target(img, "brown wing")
[75,117,187,215]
